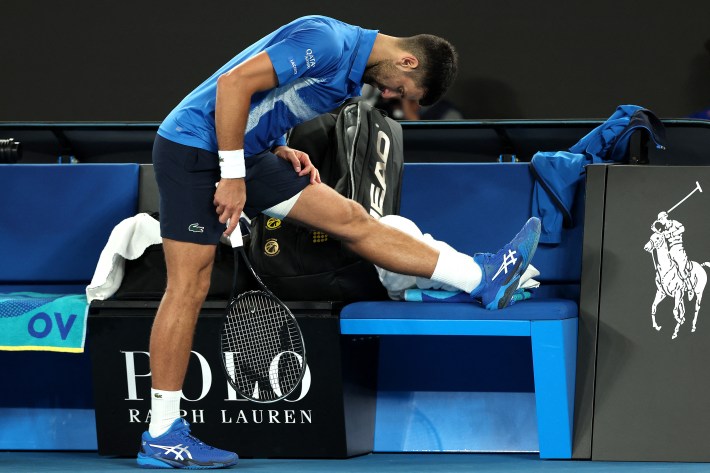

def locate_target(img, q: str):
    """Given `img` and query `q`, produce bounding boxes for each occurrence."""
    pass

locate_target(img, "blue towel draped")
[531,105,666,244]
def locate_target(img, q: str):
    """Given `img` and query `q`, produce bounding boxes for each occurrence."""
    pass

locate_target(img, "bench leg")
[530,318,578,459]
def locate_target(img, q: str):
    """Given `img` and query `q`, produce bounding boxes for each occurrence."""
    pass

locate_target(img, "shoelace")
[176,428,215,450]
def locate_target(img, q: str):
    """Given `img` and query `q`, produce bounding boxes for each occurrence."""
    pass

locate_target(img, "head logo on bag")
[369,129,391,219]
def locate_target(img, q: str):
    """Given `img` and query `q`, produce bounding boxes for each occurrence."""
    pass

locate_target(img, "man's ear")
[398,55,419,70]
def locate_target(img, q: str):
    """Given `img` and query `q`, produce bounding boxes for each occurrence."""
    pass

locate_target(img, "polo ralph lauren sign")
[578,165,710,462]
[88,301,378,458]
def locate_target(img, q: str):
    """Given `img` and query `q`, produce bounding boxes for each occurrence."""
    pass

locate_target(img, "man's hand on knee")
[274,145,321,184]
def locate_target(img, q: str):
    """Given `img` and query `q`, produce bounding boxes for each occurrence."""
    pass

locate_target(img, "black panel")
[591,166,710,461]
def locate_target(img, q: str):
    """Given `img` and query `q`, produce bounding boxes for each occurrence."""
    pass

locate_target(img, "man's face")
[364,60,426,104]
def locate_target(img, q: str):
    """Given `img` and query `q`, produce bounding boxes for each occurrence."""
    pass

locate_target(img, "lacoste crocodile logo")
[188,223,204,233]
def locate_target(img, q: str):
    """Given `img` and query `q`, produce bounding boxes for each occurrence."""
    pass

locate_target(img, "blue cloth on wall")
[0,164,139,282]
[531,105,666,244]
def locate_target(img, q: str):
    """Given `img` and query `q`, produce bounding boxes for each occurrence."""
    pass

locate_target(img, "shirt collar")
[348,29,378,85]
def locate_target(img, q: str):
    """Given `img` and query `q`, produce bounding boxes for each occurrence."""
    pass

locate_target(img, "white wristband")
[218,149,246,179]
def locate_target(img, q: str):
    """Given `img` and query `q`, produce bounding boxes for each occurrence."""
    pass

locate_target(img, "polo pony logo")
[643,181,710,339]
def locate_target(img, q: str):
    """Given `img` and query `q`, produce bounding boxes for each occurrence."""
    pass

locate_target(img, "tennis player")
[139,15,540,469]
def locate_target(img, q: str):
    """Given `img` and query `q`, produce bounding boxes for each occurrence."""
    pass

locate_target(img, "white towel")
[86,213,163,302]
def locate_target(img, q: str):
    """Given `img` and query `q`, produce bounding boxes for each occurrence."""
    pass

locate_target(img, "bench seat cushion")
[340,299,578,336]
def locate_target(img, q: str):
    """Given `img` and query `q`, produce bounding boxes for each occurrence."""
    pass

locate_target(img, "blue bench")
[340,163,584,458]
[0,163,139,449]
[0,161,582,456]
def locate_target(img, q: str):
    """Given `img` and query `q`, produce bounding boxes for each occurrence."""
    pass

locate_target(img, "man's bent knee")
[287,184,374,241]
[336,200,376,241]
[309,197,374,242]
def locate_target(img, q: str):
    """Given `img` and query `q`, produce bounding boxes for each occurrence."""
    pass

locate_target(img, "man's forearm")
[215,73,251,152]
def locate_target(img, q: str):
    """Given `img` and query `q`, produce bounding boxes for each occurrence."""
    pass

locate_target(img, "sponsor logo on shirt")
[289,59,298,75]
[304,49,316,69]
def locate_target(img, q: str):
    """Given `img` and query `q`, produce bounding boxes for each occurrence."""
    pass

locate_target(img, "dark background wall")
[2,0,709,122]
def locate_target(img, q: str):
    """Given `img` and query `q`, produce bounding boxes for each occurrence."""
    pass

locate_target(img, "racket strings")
[221,292,304,401]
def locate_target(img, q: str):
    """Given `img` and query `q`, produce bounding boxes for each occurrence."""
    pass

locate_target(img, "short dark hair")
[403,34,458,106]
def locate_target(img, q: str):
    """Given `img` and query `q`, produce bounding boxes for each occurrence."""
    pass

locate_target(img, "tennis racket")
[220,222,306,403]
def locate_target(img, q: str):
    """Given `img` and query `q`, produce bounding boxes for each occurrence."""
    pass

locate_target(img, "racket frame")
[219,226,307,403]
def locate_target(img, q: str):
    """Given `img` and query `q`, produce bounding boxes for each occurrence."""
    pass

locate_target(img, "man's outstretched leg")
[285,183,540,310]
[373,214,540,305]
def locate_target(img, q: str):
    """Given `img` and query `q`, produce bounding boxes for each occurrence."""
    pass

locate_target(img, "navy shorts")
[153,134,310,245]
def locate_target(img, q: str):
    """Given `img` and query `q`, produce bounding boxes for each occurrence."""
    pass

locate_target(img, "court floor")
[2,452,710,473]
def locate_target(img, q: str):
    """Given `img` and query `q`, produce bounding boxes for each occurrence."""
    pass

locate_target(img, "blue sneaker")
[137,418,238,469]
[471,217,541,310]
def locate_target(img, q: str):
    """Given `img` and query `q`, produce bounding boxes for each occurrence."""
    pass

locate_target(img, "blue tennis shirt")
[158,15,378,157]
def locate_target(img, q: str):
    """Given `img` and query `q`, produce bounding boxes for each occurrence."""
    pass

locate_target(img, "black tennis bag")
[247,100,404,302]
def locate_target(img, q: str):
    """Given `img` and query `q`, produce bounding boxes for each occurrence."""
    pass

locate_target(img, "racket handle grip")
[227,219,244,249]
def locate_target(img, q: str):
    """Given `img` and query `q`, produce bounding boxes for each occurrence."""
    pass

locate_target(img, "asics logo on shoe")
[492,249,517,281]
[150,443,193,461]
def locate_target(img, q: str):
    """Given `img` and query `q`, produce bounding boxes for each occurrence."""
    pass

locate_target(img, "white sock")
[430,248,482,294]
[149,388,182,438]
